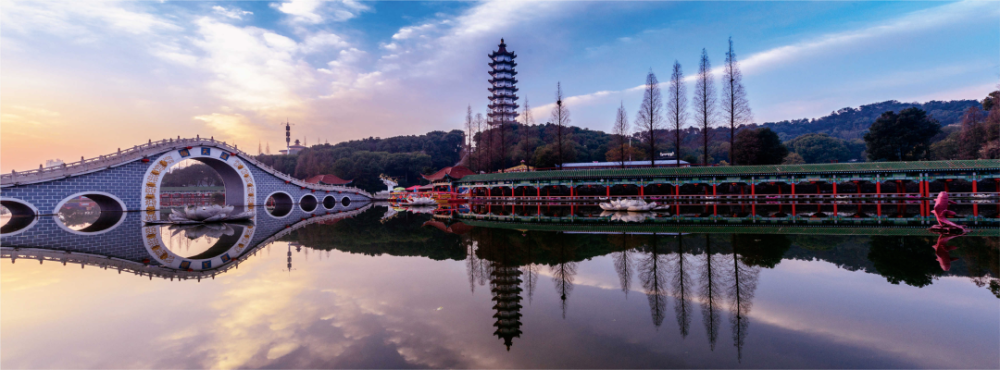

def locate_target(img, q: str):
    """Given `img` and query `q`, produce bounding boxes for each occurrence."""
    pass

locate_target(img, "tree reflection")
[612,232,635,297]
[868,236,942,287]
[699,234,724,350]
[670,234,692,338]
[639,234,668,327]
[728,235,761,362]
[550,239,577,319]
[520,233,540,304]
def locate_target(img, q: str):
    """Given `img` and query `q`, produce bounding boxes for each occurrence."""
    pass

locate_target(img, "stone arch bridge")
[1,137,372,235]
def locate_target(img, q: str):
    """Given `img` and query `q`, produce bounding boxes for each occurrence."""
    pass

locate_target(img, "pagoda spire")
[487,38,519,171]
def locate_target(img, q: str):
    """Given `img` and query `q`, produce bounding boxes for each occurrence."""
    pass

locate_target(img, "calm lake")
[1,202,998,369]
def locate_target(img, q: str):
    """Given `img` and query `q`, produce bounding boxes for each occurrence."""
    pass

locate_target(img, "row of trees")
[610,38,753,168]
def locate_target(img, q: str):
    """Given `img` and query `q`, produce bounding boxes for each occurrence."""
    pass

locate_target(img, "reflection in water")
[670,234,692,338]
[700,234,723,351]
[932,233,962,271]
[550,240,577,319]
[639,235,667,327]
[612,233,634,297]
[728,235,761,362]
[57,200,101,230]
[1,202,998,368]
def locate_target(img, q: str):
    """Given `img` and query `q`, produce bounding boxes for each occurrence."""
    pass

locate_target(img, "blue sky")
[1,1,998,169]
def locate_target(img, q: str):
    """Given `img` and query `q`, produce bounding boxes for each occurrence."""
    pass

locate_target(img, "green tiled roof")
[457,159,1000,183]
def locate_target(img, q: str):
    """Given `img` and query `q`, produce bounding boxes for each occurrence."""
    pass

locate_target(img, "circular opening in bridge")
[323,195,337,209]
[159,159,225,213]
[341,197,351,207]
[157,223,247,259]
[1,199,39,236]
[53,192,127,234]
[300,194,318,212]
[265,192,293,218]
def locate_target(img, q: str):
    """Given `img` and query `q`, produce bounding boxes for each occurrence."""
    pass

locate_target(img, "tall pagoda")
[488,38,519,167]
[490,261,523,351]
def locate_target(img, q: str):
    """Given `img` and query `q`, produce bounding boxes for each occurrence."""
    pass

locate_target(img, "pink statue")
[932,233,961,271]
[930,191,966,232]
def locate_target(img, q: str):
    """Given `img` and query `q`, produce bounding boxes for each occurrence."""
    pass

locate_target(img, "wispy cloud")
[212,5,252,20]
[533,0,999,122]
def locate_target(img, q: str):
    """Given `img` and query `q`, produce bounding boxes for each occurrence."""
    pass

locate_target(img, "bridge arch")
[141,147,255,222]
[265,191,294,218]
[299,194,318,212]
[322,195,337,210]
[141,221,256,272]
[0,197,39,236]
[52,191,127,235]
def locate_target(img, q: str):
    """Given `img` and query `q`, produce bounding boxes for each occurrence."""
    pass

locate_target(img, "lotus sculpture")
[168,222,239,239]
[404,197,438,206]
[598,198,665,212]
[600,210,651,222]
[147,204,254,225]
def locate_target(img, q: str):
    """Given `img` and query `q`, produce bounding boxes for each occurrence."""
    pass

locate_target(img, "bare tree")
[485,108,494,172]
[611,101,631,168]
[551,82,571,169]
[722,38,752,165]
[473,113,485,172]
[694,48,717,166]
[465,105,474,166]
[636,69,664,168]
[519,97,538,167]
[667,61,688,165]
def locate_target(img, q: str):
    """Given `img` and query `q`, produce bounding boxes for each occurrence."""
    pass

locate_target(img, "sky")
[2,0,998,170]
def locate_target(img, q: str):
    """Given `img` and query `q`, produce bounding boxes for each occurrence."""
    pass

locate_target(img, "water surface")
[1,204,997,369]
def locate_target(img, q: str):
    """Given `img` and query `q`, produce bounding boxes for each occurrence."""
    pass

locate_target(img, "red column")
[606,185,610,197]
[832,182,837,195]
[640,185,644,198]
[751,183,756,196]
[973,179,979,217]
[713,184,717,196]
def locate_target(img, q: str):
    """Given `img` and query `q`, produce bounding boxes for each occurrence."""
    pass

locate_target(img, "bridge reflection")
[1,200,373,281]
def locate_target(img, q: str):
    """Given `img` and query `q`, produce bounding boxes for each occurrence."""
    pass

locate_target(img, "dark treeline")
[256,130,464,192]
[160,162,223,187]
[762,99,981,141]
[469,122,613,171]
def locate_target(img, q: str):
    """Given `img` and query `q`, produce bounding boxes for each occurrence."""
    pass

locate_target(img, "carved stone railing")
[0,137,373,198]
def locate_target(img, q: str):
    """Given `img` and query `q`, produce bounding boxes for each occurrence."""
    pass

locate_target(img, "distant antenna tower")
[282,119,295,152]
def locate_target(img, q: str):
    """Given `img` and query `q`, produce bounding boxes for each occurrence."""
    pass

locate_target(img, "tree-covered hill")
[761,99,980,141]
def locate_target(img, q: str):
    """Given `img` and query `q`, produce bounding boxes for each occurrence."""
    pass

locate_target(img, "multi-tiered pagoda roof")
[487,38,519,127]
[490,263,523,351]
